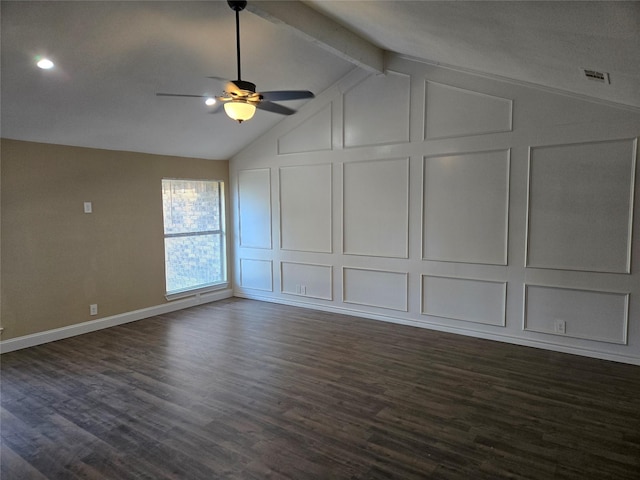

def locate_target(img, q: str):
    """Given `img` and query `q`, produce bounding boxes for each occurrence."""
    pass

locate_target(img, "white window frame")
[162,178,228,300]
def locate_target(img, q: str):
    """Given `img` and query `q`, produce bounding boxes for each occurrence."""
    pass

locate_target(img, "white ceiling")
[2,1,638,160]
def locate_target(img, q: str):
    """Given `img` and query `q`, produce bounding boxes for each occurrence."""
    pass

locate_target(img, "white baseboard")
[0,289,233,354]
[235,291,640,366]
[5,289,638,366]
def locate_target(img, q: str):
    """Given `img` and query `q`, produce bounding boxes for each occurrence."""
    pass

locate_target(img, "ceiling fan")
[157,0,314,123]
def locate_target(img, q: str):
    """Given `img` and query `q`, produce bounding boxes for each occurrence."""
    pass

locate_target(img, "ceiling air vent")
[581,68,610,84]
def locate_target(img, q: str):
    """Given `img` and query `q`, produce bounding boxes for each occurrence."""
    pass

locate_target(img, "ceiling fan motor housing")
[230,80,257,95]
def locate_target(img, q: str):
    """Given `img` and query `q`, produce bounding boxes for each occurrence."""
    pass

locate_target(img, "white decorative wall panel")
[422,276,506,326]
[278,104,332,154]
[524,285,629,344]
[239,259,273,291]
[231,55,640,365]
[343,158,409,258]
[527,139,636,273]
[281,262,332,300]
[279,164,332,253]
[424,81,512,139]
[423,150,510,265]
[238,168,272,249]
[343,268,408,312]
[343,71,410,147]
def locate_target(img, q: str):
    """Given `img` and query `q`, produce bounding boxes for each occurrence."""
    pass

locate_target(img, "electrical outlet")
[301,285,306,295]
[90,304,98,316]
[554,320,566,334]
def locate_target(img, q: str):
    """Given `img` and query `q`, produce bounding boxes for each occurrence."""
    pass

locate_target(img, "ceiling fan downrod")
[228,1,247,82]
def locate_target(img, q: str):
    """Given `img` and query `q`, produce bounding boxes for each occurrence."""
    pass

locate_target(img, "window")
[162,179,226,296]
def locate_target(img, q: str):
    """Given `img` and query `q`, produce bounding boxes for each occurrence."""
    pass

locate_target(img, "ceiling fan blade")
[158,93,227,110]
[225,81,243,95]
[207,102,225,114]
[156,93,211,98]
[259,90,314,102]
[256,101,296,116]
[227,80,257,95]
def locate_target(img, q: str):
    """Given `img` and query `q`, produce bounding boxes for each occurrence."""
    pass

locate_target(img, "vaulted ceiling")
[2,1,638,160]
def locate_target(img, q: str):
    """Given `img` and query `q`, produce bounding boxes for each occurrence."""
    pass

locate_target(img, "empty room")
[1,1,639,479]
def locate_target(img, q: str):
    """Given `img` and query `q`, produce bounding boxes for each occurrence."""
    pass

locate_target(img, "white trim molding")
[0,289,233,354]
[235,291,640,366]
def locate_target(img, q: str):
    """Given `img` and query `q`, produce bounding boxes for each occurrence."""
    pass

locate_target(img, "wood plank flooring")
[1,298,639,479]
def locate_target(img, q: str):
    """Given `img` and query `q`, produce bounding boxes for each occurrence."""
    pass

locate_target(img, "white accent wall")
[230,55,640,365]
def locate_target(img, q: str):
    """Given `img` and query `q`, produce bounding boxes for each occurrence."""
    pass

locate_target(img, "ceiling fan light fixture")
[224,100,256,123]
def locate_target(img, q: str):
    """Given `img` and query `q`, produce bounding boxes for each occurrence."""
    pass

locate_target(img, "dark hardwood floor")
[1,298,639,479]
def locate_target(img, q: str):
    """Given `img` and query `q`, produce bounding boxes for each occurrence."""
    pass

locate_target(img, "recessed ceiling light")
[205,97,216,106]
[36,58,54,70]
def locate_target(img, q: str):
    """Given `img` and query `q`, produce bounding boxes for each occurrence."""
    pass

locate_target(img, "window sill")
[165,283,229,302]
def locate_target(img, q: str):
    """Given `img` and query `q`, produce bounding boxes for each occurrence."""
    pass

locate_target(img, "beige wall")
[1,139,229,340]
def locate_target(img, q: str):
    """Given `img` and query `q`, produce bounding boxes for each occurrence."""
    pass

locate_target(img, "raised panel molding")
[279,163,333,253]
[230,55,640,366]
[239,259,273,292]
[524,284,629,344]
[238,168,272,249]
[421,275,506,326]
[343,267,408,312]
[278,103,333,155]
[526,138,636,273]
[423,150,510,265]
[281,262,333,300]
[343,158,409,258]
[424,81,513,140]
[343,71,410,148]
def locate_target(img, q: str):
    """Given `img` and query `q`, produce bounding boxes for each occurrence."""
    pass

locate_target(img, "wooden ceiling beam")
[247,1,385,74]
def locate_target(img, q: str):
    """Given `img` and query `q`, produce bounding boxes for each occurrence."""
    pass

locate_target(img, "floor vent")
[582,68,610,84]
